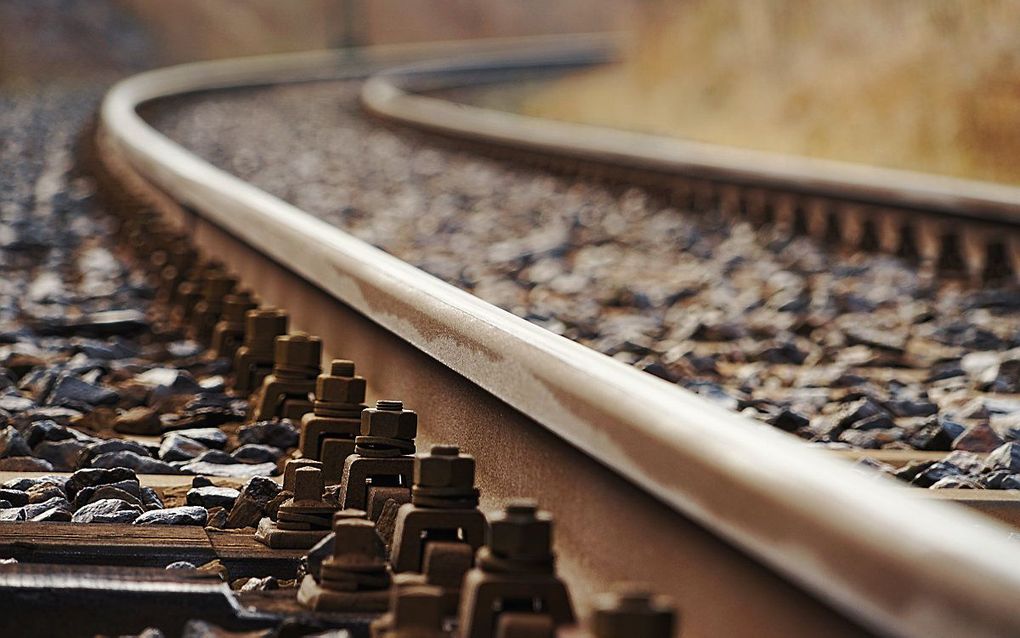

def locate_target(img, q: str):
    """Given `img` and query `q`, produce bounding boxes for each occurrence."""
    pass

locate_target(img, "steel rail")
[362,49,1020,228]
[101,38,1020,637]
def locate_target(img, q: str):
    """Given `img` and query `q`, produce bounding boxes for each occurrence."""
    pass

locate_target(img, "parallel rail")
[100,38,1020,637]
[362,47,1020,279]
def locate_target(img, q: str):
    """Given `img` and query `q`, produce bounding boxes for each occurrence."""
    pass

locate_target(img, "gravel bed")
[0,3,297,525]
[862,442,1020,490]
[147,81,1020,462]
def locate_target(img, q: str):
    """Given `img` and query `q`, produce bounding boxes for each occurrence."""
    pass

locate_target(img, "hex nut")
[202,272,236,300]
[489,500,553,561]
[245,308,288,346]
[332,518,384,560]
[329,360,356,376]
[360,406,417,440]
[275,332,322,368]
[317,375,367,403]
[591,586,676,638]
[222,292,257,323]
[391,584,444,629]
[414,445,475,489]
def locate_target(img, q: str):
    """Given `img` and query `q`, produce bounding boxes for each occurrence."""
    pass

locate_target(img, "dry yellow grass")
[525,0,1020,184]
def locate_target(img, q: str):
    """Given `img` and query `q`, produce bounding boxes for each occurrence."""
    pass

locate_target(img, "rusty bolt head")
[316,360,366,403]
[222,291,257,323]
[244,307,288,347]
[331,518,384,561]
[201,271,237,301]
[360,401,417,440]
[274,332,322,369]
[330,360,355,376]
[414,445,475,489]
[283,458,323,492]
[293,466,325,502]
[317,376,366,403]
[391,584,444,631]
[591,585,676,638]
[488,499,553,562]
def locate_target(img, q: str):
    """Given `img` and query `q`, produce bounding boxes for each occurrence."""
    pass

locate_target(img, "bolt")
[201,271,236,302]
[360,401,417,440]
[414,444,475,490]
[293,466,326,503]
[282,458,323,492]
[315,359,366,405]
[221,291,257,324]
[329,518,385,568]
[488,499,554,565]
[591,585,676,638]
[274,332,322,376]
[331,360,355,376]
[244,307,288,351]
[390,584,444,633]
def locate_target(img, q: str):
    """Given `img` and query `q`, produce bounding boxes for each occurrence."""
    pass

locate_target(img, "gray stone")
[65,467,138,500]
[230,444,282,464]
[90,451,180,474]
[929,476,984,489]
[836,398,891,431]
[180,460,276,479]
[45,373,119,409]
[0,457,53,472]
[0,426,31,458]
[0,489,28,507]
[80,485,144,510]
[906,417,965,452]
[72,498,143,523]
[141,487,164,510]
[186,486,239,510]
[190,450,237,465]
[22,496,71,519]
[31,506,72,522]
[81,439,152,466]
[984,443,1020,474]
[23,420,76,448]
[33,439,88,471]
[4,475,68,492]
[133,506,207,526]
[72,478,141,506]
[135,368,201,394]
[158,433,207,462]
[166,561,196,570]
[170,427,227,450]
[237,419,299,449]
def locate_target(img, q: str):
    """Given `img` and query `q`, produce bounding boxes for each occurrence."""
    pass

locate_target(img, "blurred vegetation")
[525,0,1020,184]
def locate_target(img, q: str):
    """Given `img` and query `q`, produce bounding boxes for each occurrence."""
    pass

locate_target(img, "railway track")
[361,42,1020,284]
[4,36,1020,637]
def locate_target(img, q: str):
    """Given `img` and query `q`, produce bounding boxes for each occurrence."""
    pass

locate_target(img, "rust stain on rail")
[348,271,503,364]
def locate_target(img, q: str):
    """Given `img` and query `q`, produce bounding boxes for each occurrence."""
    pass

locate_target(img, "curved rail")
[101,38,1020,637]
[363,49,1020,227]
